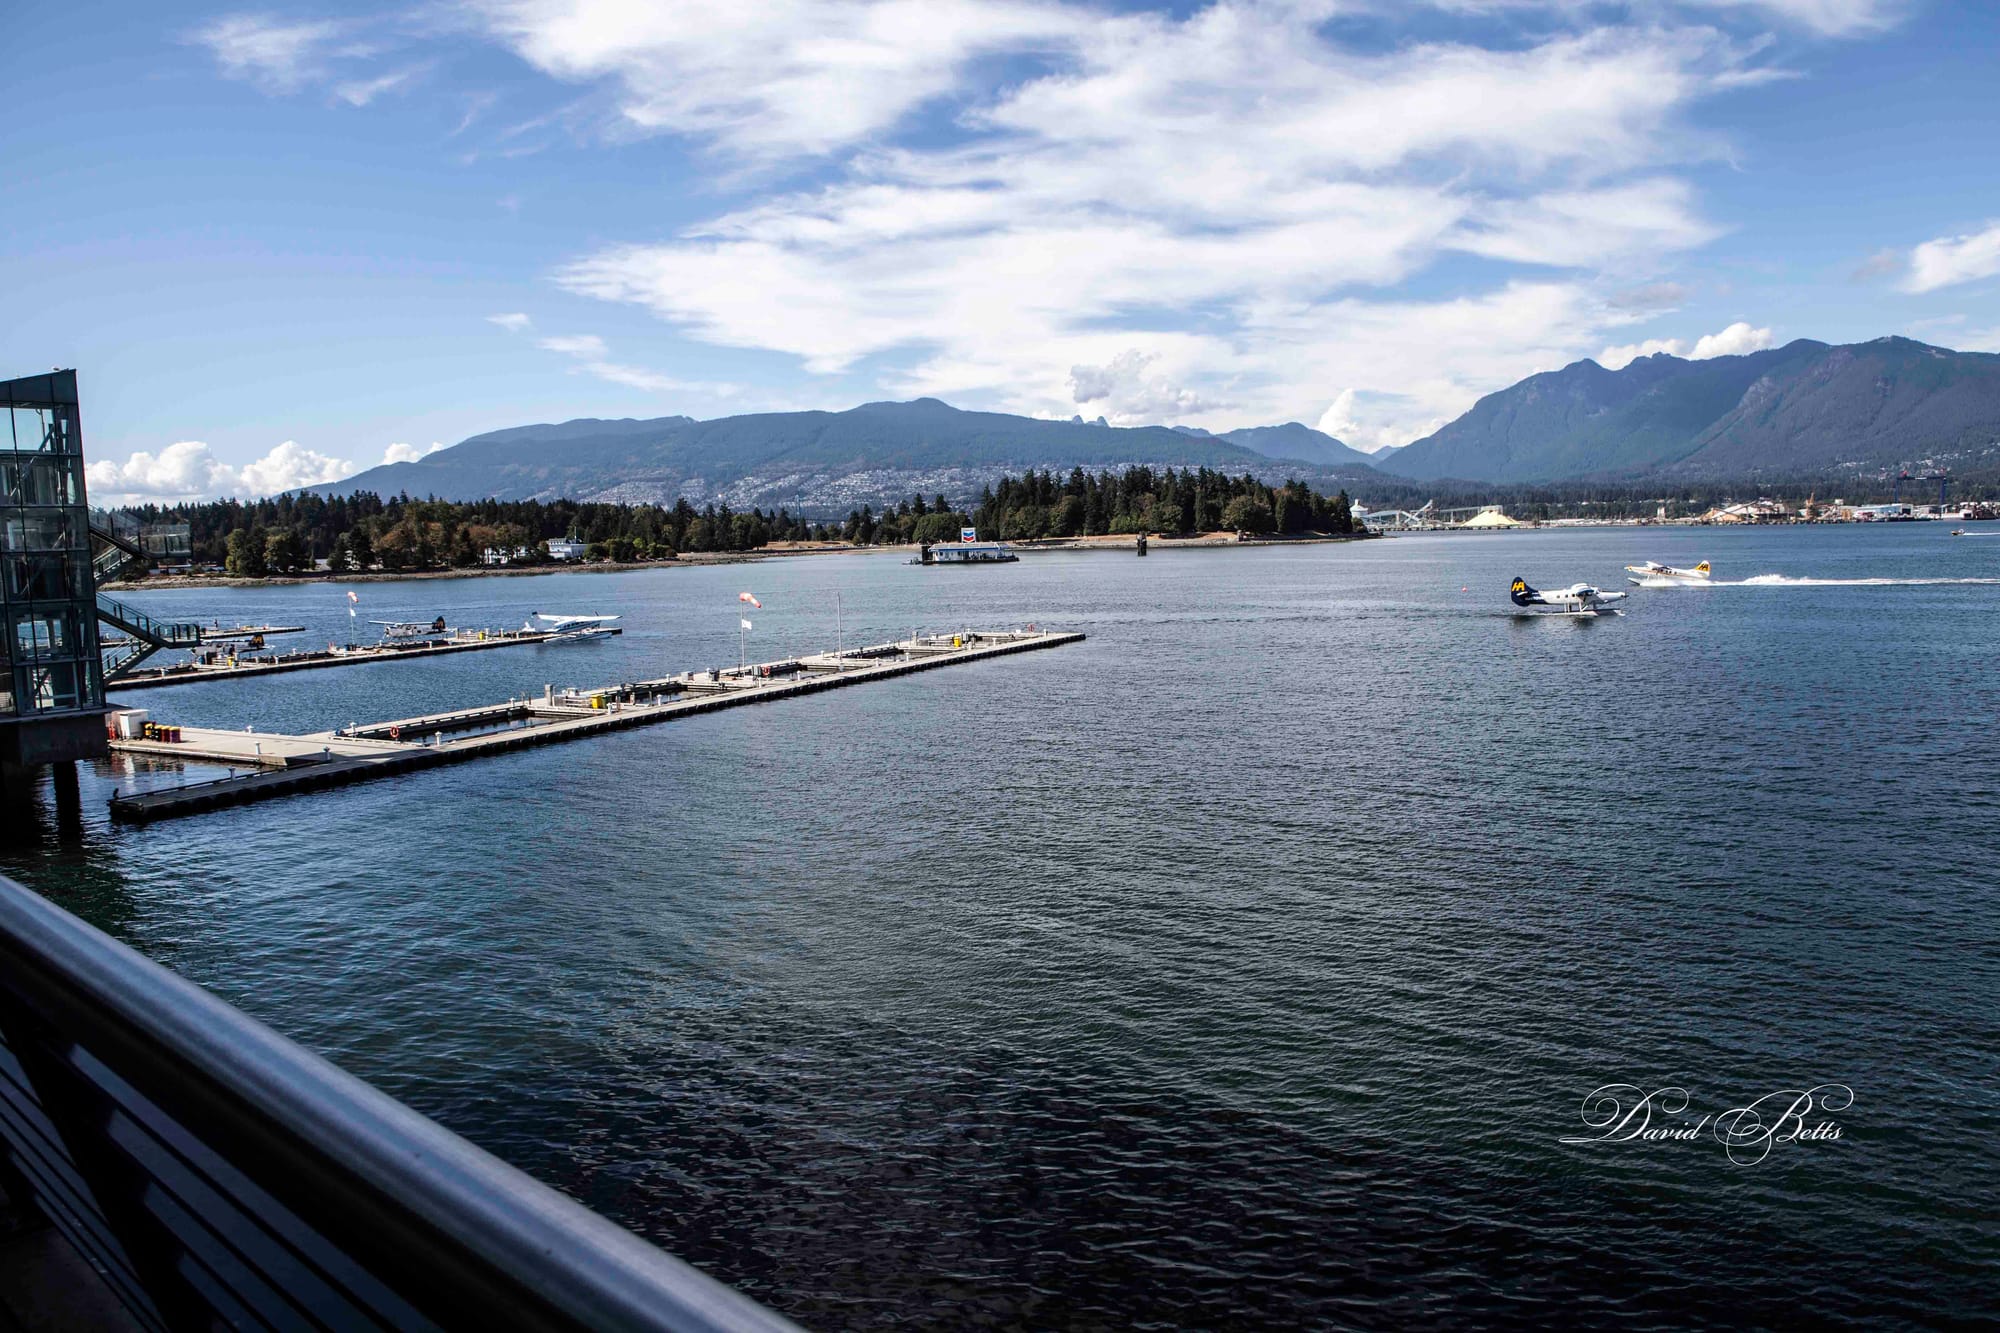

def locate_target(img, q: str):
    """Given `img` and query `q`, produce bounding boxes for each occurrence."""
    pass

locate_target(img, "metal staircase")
[89,509,145,583]
[88,515,203,681]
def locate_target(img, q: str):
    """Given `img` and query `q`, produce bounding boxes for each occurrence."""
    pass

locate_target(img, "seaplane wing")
[1510,577,1627,616]
[534,613,620,630]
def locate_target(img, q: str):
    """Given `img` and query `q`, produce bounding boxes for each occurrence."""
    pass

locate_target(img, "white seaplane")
[1624,559,1711,586]
[1509,576,1627,617]
[526,612,620,642]
[372,616,450,640]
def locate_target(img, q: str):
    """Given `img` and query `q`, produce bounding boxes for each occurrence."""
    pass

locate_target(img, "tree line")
[120,492,820,575]
[962,466,1355,539]
[116,468,1362,576]
[824,468,1357,545]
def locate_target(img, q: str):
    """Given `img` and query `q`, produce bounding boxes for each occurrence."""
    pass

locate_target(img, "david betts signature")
[1560,1084,1852,1165]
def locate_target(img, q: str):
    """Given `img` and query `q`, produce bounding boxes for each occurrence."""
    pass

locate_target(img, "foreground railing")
[0,873,800,1332]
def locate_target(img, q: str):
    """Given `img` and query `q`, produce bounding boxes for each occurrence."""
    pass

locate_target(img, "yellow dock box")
[589,694,606,710]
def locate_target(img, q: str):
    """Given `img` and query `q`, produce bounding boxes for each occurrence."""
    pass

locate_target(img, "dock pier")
[107,629,1083,822]
[105,626,610,691]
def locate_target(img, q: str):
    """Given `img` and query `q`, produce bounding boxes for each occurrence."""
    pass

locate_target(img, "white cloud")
[88,440,357,504]
[192,15,344,93]
[193,14,426,106]
[1680,0,1905,37]
[1598,320,1775,368]
[536,333,609,357]
[1234,280,1602,447]
[1068,350,1220,421]
[1690,320,1776,357]
[575,362,725,394]
[488,311,533,332]
[383,441,447,464]
[1315,389,1411,454]
[334,64,427,107]
[1902,222,2000,294]
[1436,0,1905,37]
[534,331,740,396]
[240,441,356,493]
[1450,179,1720,268]
[468,0,1095,160]
[528,3,1761,439]
[86,441,238,501]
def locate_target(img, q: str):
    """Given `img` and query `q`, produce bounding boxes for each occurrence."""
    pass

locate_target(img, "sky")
[6,0,2000,502]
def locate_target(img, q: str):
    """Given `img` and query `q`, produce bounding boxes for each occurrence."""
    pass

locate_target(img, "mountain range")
[1386,336,2000,482]
[316,336,2000,509]
[320,398,1384,512]
[1176,422,1381,469]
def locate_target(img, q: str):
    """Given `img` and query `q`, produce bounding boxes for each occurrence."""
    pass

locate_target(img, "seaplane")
[1624,559,1712,586]
[1509,576,1627,617]
[526,612,620,643]
[372,616,450,640]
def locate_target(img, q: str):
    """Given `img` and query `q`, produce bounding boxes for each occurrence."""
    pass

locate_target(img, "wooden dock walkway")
[107,630,1083,822]
[105,628,606,691]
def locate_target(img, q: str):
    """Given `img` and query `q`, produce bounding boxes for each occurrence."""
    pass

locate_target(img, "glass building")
[1,370,105,770]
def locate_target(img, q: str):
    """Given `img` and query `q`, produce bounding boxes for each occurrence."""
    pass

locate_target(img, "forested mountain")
[316,398,1381,513]
[1387,337,2000,482]
[310,337,2000,509]
[1217,423,1382,469]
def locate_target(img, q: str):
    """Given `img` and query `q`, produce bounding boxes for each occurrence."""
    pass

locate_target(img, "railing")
[88,523,202,679]
[90,508,143,542]
[94,540,140,583]
[99,639,162,682]
[89,515,148,584]
[95,593,203,656]
[0,873,801,1333]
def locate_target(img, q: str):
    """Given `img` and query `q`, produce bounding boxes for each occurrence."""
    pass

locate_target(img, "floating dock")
[105,627,603,691]
[107,629,1082,822]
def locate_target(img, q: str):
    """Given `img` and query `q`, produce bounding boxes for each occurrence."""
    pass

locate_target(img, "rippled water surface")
[6,526,1997,1329]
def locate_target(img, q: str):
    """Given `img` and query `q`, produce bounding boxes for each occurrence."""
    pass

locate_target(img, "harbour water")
[4,525,1996,1328]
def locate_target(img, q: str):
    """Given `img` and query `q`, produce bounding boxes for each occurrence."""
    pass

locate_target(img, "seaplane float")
[1509,576,1627,617]
[524,612,620,643]
[1625,560,1711,586]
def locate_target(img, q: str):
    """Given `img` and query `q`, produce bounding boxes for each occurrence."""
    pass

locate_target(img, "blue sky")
[6,0,2000,501]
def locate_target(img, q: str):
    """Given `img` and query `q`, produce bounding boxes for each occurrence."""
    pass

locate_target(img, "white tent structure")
[1459,508,1522,529]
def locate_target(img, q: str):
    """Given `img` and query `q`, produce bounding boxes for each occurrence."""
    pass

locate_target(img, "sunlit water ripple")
[5,525,1996,1328]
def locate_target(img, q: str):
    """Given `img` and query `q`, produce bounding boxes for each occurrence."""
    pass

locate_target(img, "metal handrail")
[88,515,151,587]
[94,593,201,647]
[0,873,801,1332]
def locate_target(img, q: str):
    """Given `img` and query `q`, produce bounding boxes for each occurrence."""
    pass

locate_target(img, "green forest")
[114,467,1358,576]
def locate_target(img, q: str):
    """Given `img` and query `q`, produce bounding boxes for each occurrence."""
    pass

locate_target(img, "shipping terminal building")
[1,368,208,800]
[1,369,106,786]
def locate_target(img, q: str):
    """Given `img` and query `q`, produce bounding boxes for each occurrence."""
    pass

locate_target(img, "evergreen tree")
[224,528,266,577]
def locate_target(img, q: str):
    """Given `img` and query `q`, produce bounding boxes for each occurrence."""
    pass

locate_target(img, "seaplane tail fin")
[1509,577,1538,607]
[1693,561,1711,576]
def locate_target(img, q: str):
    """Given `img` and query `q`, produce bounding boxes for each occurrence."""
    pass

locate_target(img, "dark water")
[6,527,1998,1329]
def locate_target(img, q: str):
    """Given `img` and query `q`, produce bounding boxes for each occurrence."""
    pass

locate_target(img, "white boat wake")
[1634,574,2000,588]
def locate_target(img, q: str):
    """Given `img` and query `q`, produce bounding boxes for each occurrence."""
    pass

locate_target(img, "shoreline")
[104,531,1372,591]
[103,546,856,592]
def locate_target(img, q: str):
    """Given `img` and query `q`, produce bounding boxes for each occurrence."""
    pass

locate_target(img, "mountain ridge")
[1387,336,2000,482]
[317,397,1384,513]
[312,336,2000,509]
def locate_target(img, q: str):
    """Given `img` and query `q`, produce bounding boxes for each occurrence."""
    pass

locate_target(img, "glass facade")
[1,372,102,720]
